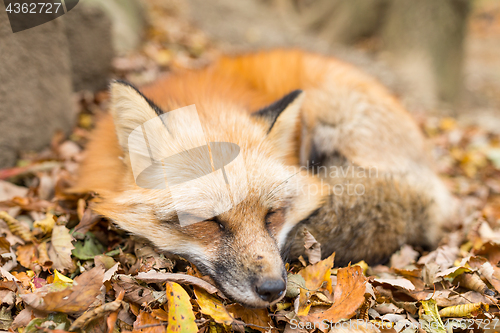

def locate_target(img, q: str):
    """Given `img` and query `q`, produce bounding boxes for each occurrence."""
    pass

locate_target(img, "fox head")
[92,81,326,307]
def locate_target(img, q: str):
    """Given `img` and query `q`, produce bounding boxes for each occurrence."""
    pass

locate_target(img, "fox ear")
[252,90,304,157]
[110,80,164,151]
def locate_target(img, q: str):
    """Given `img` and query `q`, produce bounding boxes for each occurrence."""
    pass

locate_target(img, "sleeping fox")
[74,49,454,308]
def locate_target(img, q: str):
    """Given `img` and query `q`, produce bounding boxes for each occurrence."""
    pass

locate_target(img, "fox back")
[75,50,454,307]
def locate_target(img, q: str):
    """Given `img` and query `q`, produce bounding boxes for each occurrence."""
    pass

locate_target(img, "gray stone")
[84,0,147,56]
[0,3,75,168]
[63,2,114,92]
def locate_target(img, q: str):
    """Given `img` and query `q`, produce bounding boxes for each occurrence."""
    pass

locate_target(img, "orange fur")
[74,49,455,307]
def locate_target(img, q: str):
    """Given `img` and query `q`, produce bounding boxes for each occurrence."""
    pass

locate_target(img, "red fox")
[75,50,454,308]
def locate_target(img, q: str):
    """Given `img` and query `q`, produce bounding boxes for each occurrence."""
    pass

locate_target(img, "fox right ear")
[252,90,305,158]
[110,80,164,151]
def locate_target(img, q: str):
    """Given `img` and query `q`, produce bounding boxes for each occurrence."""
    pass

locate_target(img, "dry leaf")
[299,253,335,294]
[373,277,415,291]
[301,266,367,330]
[390,245,419,269]
[0,211,33,242]
[438,302,488,317]
[226,304,272,332]
[113,274,158,305]
[165,282,198,333]
[48,225,75,272]
[132,310,165,333]
[194,287,233,325]
[16,243,37,270]
[303,229,321,265]
[21,266,104,313]
[419,299,448,333]
[136,270,218,294]
[33,213,56,234]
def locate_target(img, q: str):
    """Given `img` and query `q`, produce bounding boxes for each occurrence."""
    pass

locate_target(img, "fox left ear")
[109,80,164,152]
[252,90,305,157]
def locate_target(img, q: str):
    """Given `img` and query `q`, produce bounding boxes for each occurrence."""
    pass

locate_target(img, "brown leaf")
[303,229,321,265]
[389,245,419,269]
[16,243,38,270]
[74,207,101,236]
[136,270,218,294]
[373,277,416,291]
[227,304,272,332]
[113,274,158,305]
[301,266,367,330]
[21,266,104,313]
[0,180,28,201]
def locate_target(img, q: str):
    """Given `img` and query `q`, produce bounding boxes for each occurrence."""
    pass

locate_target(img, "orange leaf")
[299,253,335,294]
[132,310,165,333]
[16,243,37,270]
[301,266,367,331]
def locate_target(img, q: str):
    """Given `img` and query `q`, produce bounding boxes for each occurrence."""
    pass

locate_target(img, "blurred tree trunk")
[274,0,470,109]
[381,0,470,109]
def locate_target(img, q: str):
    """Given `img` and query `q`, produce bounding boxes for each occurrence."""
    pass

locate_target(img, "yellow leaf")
[420,299,449,333]
[296,288,312,316]
[166,282,198,333]
[33,213,56,234]
[439,117,456,131]
[0,211,33,242]
[194,287,233,325]
[353,260,368,275]
[439,302,488,318]
[52,269,73,291]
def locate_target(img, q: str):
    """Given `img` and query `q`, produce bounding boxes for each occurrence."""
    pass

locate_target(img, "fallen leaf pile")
[2,2,500,333]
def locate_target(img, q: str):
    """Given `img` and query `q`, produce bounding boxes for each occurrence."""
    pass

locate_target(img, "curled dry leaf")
[303,229,321,265]
[0,211,33,242]
[438,302,489,318]
[301,266,367,331]
[20,266,105,313]
[453,272,495,296]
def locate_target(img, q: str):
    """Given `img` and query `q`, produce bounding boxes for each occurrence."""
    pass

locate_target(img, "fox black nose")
[255,278,286,302]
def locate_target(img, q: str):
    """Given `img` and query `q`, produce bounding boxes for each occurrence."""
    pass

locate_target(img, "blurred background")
[1,0,500,168]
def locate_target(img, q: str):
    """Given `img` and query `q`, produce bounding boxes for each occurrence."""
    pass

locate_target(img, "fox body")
[75,50,454,307]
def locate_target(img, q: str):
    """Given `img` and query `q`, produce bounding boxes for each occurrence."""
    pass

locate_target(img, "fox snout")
[254,277,286,302]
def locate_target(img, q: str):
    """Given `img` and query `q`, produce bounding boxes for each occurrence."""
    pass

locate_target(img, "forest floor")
[1,1,500,332]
